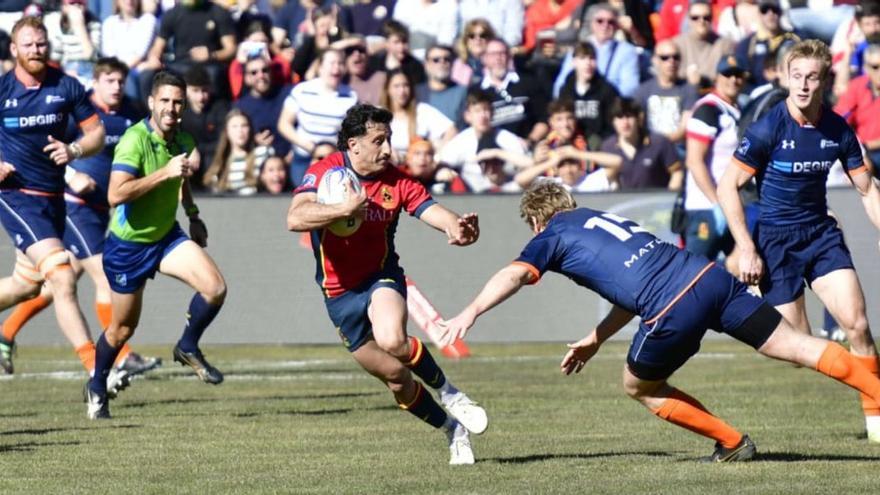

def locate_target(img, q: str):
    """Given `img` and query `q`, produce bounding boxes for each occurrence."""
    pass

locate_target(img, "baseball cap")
[717,55,747,77]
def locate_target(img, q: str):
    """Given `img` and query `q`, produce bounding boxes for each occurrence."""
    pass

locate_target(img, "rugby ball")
[316,166,363,237]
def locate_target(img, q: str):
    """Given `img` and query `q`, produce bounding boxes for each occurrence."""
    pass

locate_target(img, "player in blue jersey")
[718,39,880,442]
[0,58,160,379]
[440,181,880,461]
[0,17,107,386]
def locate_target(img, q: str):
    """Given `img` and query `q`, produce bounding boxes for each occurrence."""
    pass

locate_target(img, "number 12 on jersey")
[584,213,648,242]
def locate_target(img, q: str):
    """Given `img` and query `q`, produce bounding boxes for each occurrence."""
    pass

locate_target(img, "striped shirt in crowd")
[282,78,358,158]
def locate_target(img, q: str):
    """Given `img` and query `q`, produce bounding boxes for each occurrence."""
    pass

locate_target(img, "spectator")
[291,5,344,80]
[552,3,640,98]
[451,17,495,87]
[367,20,426,85]
[457,0,524,48]
[654,0,690,43]
[523,0,581,53]
[739,44,790,132]
[558,41,619,150]
[830,1,873,79]
[139,0,237,100]
[230,0,272,42]
[277,49,358,186]
[517,154,619,192]
[0,28,11,75]
[339,0,396,39]
[633,39,699,148]
[203,109,271,195]
[310,141,337,162]
[343,39,386,105]
[835,43,880,168]
[675,0,736,88]
[416,44,467,129]
[392,0,458,55]
[437,89,529,193]
[474,37,548,142]
[229,20,292,100]
[258,154,289,194]
[833,2,880,98]
[717,0,762,43]
[600,98,683,190]
[234,54,292,161]
[181,66,230,189]
[44,0,101,86]
[788,0,856,43]
[734,0,799,89]
[271,0,335,51]
[682,56,746,261]
[401,138,469,194]
[100,0,156,102]
[380,68,456,160]
[564,0,655,50]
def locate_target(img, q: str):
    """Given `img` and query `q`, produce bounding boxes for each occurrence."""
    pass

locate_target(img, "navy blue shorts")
[324,268,407,352]
[0,190,65,251]
[756,218,854,306]
[103,223,189,294]
[63,202,109,260]
[626,265,775,381]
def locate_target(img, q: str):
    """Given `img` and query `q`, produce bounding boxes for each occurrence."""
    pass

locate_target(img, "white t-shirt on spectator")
[390,102,453,157]
[437,126,527,193]
[393,0,458,47]
[101,14,157,65]
[283,79,358,157]
[554,170,616,193]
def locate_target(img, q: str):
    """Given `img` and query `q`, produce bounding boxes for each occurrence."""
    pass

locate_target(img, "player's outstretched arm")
[718,163,763,285]
[286,185,367,232]
[438,263,533,347]
[108,153,192,206]
[560,305,635,375]
[419,203,480,246]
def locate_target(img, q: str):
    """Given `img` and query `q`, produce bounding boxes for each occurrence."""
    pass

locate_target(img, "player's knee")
[38,250,74,286]
[106,324,134,346]
[375,333,408,360]
[839,311,869,335]
[200,277,226,306]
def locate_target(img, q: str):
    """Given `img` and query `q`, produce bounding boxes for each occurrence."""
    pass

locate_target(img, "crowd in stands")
[1,0,878,195]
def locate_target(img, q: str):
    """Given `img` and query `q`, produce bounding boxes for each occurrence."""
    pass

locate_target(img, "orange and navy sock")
[405,336,447,389]
[2,295,51,342]
[815,343,880,408]
[651,388,743,449]
[854,354,880,417]
[75,341,96,374]
[89,334,122,396]
[113,343,133,366]
[178,294,222,353]
[397,381,448,428]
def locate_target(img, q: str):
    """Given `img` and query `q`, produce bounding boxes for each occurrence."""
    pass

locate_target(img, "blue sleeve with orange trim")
[67,76,97,126]
[514,229,563,283]
[733,125,772,174]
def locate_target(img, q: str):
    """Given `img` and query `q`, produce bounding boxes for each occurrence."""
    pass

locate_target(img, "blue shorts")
[0,190,65,251]
[63,202,109,260]
[324,268,407,352]
[103,223,189,294]
[756,218,854,306]
[626,265,776,381]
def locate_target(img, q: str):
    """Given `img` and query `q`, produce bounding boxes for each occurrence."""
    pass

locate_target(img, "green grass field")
[0,341,877,494]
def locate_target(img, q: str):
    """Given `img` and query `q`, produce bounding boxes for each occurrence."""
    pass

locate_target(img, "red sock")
[651,389,743,449]
[2,295,51,342]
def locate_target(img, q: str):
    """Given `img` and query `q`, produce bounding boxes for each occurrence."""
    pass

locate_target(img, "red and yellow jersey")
[294,152,435,297]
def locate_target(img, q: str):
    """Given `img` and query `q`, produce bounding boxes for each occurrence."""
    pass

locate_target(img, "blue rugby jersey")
[0,67,97,193]
[732,101,866,226]
[65,94,144,207]
[514,208,713,321]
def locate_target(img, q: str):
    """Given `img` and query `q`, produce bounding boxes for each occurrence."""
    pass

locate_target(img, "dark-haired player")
[287,103,487,465]
[441,181,880,461]
[719,39,880,441]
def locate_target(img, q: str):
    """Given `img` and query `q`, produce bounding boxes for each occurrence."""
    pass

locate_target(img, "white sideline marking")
[0,353,737,381]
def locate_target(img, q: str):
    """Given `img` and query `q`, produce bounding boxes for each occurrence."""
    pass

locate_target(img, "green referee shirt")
[110,119,196,243]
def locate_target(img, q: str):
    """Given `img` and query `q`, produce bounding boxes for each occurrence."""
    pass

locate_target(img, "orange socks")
[855,355,880,416]
[75,342,96,373]
[2,295,51,342]
[815,343,880,411]
[651,388,743,449]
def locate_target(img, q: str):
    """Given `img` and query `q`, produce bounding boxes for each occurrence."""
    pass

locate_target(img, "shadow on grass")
[753,452,880,462]
[1,424,141,436]
[121,391,381,410]
[0,440,81,452]
[233,403,397,418]
[0,412,39,419]
[487,451,673,464]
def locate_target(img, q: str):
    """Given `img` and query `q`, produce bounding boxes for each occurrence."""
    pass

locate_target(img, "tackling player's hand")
[44,136,74,166]
[446,212,480,246]
[68,171,97,194]
[437,308,477,347]
[166,153,193,179]
[560,334,600,375]
[189,217,208,247]
[0,161,16,181]
[738,247,764,286]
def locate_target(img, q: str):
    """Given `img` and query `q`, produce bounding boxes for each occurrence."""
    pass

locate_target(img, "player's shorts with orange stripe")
[0,189,65,251]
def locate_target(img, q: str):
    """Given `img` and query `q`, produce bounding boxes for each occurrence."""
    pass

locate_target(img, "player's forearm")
[108,170,171,207]
[76,123,106,158]
[286,200,353,231]
[419,203,460,234]
[857,177,880,232]
[593,305,635,344]
[466,265,530,317]
[717,176,754,251]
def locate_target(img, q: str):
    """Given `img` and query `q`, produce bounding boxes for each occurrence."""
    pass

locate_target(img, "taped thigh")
[13,253,42,285]
[36,248,71,279]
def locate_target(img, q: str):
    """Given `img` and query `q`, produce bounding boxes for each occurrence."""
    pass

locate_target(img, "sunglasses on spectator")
[345,45,366,55]
[429,56,452,63]
[248,68,270,75]
[593,17,616,25]
[657,53,681,61]
[467,32,490,40]
[759,5,781,15]
[690,14,712,22]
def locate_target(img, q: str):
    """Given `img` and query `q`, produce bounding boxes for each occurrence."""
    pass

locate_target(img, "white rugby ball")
[316,166,363,237]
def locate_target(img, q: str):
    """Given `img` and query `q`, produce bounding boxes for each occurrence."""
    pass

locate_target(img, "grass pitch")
[0,341,877,494]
